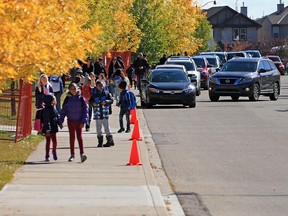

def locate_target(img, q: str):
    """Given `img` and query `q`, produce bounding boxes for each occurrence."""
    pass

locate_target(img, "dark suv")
[208,58,281,101]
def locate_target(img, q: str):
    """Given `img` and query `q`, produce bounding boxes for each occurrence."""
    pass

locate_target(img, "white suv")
[165,57,201,96]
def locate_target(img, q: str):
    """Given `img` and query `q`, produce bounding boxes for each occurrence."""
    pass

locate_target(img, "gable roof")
[266,6,288,25]
[204,6,261,28]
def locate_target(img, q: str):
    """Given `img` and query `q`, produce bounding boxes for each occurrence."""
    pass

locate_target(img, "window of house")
[232,28,247,41]
[272,26,279,38]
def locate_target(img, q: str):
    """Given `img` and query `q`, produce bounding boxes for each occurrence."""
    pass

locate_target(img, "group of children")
[36,71,136,163]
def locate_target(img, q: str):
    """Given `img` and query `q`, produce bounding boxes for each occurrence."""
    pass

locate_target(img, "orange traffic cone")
[130,108,137,124]
[127,139,142,166]
[130,119,142,141]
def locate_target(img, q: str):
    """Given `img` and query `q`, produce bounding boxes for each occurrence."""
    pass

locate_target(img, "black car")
[208,58,281,101]
[140,68,196,108]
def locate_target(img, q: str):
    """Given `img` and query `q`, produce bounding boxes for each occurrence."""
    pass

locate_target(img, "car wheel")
[249,84,260,101]
[209,92,219,101]
[196,88,201,96]
[189,102,196,108]
[231,96,239,101]
[269,82,280,101]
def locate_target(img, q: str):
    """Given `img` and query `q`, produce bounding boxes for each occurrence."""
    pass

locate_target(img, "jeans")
[119,109,130,130]
[86,105,92,129]
[96,118,112,136]
[54,91,62,113]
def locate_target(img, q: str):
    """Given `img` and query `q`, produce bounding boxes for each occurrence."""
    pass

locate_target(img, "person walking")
[81,75,93,132]
[49,74,64,113]
[35,74,54,109]
[90,81,114,148]
[108,57,122,96]
[41,95,60,162]
[59,83,88,162]
[132,52,149,93]
[94,57,106,78]
[117,81,136,133]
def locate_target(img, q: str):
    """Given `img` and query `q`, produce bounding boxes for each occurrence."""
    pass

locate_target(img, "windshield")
[221,62,257,72]
[206,58,218,67]
[192,58,204,68]
[151,70,189,82]
[166,61,195,71]
[268,56,281,62]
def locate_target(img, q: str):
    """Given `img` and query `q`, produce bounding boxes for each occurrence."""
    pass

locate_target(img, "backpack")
[50,75,61,92]
[125,90,137,110]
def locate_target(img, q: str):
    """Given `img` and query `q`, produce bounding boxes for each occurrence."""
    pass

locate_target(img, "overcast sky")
[201,0,286,19]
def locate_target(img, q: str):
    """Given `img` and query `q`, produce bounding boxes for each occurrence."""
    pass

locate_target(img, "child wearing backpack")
[41,95,60,162]
[117,81,137,133]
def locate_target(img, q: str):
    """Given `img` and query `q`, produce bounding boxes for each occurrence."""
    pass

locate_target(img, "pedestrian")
[59,83,88,162]
[81,75,93,132]
[49,74,64,113]
[159,54,167,65]
[96,73,108,91]
[132,52,149,93]
[126,64,134,87]
[117,81,137,133]
[94,57,106,78]
[41,95,60,162]
[111,68,124,103]
[35,74,54,109]
[82,57,94,74]
[74,68,85,87]
[90,81,114,148]
[108,57,122,96]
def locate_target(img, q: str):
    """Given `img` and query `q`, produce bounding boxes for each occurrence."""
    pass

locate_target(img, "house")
[204,6,261,45]
[257,1,288,41]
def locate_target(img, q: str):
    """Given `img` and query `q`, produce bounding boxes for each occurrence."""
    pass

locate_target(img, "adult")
[94,57,106,78]
[132,52,149,92]
[82,57,94,74]
[159,54,167,65]
[35,74,54,109]
[49,74,64,113]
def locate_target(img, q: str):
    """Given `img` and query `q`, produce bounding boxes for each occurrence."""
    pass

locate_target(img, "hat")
[76,68,83,74]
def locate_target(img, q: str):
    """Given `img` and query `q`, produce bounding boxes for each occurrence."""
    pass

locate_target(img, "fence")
[0,80,32,142]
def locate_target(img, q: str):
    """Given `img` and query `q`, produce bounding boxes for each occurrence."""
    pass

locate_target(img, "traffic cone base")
[130,119,142,141]
[127,139,142,166]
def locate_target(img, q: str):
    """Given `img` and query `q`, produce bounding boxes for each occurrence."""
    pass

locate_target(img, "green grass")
[0,134,44,190]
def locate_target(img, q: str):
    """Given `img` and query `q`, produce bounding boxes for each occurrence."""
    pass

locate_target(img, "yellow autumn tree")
[90,0,142,53]
[164,0,205,55]
[0,0,102,87]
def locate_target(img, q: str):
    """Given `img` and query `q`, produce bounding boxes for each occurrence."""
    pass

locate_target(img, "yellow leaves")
[0,0,101,86]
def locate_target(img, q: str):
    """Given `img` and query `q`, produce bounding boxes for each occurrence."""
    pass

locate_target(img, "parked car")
[200,55,222,74]
[226,51,250,60]
[155,64,188,76]
[266,55,286,75]
[243,50,262,58]
[208,58,281,101]
[200,52,227,65]
[165,57,201,96]
[140,68,196,108]
[191,55,211,90]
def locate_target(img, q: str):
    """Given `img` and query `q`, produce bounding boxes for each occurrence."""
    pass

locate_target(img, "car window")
[258,61,265,71]
[263,60,272,71]
[206,58,217,66]
[166,61,195,71]
[151,71,189,82]
[221,62,257,72]
[192,58,205,68]
[268,61,277,70]
[268,56,281,62]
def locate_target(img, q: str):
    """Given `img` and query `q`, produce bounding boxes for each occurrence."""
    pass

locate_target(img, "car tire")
[231,96,239,101]
[196,88,201,96]
[209,92,220,101]
[189,102,196,108]
[249,83,260,101]
[269,82,280,101]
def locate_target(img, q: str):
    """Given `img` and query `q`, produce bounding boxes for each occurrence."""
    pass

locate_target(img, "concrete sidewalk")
[0,96,184,215]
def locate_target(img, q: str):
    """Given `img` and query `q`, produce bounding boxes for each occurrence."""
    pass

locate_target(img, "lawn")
[0,134,44,190]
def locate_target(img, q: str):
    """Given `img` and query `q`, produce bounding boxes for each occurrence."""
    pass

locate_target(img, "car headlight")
[148,87,160,93]
[183,85,194,93]
[239,77,253,84]
[209,77,217,84]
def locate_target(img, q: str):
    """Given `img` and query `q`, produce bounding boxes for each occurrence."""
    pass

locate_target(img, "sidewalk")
[0,93,184,216]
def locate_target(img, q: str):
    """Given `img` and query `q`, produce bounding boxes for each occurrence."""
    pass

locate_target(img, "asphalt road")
[143,76,288,216]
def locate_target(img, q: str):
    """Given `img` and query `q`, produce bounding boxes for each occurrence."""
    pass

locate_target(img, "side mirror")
[259,68,266,73]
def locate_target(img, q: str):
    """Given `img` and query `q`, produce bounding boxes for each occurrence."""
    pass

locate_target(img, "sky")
[201,0,286,19]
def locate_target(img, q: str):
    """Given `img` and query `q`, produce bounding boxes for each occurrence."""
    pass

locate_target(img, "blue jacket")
[89,88,113,119]
[59,91,88,124]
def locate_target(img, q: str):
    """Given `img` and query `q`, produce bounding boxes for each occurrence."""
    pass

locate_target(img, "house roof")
[266,6,288,25]
[204,6,261,28]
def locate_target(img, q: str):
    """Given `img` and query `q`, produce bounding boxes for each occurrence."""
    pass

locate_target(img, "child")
[41,95,60,162]
[81,75,93,131]
[117,81,137,133]
[59,83,88,162]
[90,81,114,147]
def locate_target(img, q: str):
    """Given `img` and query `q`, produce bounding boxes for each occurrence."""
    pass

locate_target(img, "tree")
[0,0,101,87]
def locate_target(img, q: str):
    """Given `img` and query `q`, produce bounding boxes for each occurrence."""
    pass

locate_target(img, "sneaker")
[45,155,50,162]
[125,129,131,133]
[81,154,87,163]
[118,128,125,133]
[68,155,75,162]
[86,127,90,132]
[52,150,57,161]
